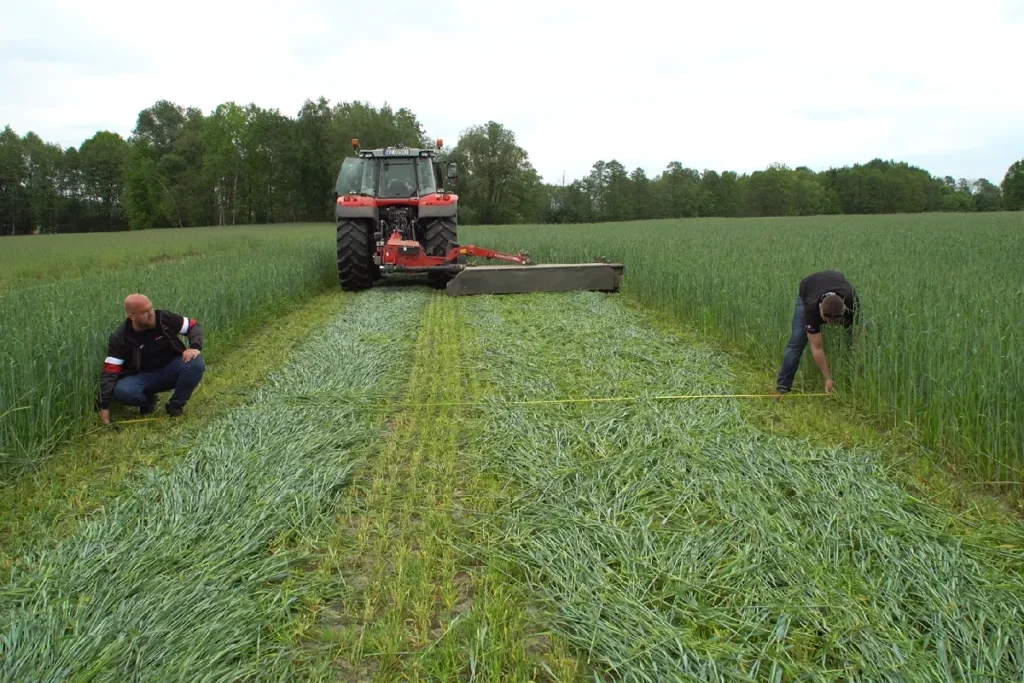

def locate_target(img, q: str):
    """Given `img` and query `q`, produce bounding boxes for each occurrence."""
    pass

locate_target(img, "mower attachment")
[444,261,624,297]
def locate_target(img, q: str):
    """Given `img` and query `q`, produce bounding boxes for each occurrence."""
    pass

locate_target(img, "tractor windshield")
[335,157,377,196]
[417,159,437,194]
[379,159,418,198]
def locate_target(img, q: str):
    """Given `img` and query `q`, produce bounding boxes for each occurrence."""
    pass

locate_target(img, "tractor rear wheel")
[424,218,462,286]
[423,218,458,257]
[337,219,375,291]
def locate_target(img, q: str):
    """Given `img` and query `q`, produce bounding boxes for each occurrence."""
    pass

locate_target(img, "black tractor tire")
[423,218,458,257]
[423,218,462,286]
[337,219,375,291]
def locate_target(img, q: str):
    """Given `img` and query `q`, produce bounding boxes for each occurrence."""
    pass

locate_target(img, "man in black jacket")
[776,270,858,396]
[98,293,206,424]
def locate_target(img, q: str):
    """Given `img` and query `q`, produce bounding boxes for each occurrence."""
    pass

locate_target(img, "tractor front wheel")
[337,219,375,291]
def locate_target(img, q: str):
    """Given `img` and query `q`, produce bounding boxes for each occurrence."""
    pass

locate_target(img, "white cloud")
[2,0,1022,183]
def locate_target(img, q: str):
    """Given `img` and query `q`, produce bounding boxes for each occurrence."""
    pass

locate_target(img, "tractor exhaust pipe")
[444,262,624,297]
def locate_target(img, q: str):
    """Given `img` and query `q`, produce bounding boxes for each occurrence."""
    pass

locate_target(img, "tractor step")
[444,262,624,297]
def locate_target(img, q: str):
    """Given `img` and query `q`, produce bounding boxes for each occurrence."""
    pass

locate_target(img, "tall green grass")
[463,213,1024,486]
[0,224,335,475]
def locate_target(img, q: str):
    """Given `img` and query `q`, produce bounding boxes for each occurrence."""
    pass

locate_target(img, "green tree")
[630,167,653,220]
[79,131,129,231]
[658,162,701,218]
[57,145,84,233]
[124,100,204,229]
[1002,160,1024,211]
[603,161,634,222]
[544,173,592,224]
[239,104,293,224]
[744,163,797,216]
[173,106,215,226]
[699,170,720,217]
[715,171,743,217]
[202,102,246,225]
[822,159,935,214]
[450,121,542,224]
[294,97,335,221]
[585,160,610,220]
[133,100,186,157]
[0,126,26,235]
[21,132,63,234]
[970,178,1003,212]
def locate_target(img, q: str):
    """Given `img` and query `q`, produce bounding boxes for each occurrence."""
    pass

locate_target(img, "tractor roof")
[352,139,444,158]
[357,146,437,158]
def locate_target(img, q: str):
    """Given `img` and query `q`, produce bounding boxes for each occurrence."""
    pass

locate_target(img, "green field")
[0,223,336,292]
[1,215,1023,680]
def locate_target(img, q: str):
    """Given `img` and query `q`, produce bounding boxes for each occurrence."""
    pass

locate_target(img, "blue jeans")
[113,355,206,409]
[776,296,807,393]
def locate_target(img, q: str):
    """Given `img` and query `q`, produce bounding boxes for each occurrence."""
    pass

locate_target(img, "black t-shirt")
[128,324,180,372]
[799,270,856,334]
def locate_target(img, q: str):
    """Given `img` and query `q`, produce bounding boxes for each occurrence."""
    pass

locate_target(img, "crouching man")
[97,293,205,423]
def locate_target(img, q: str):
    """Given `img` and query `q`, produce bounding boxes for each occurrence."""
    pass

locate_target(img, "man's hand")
[99,409,110,425]
[807,332,833,392]
[183,349,201,362]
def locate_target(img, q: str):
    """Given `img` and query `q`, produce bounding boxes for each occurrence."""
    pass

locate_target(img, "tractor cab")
[334,140,457,201]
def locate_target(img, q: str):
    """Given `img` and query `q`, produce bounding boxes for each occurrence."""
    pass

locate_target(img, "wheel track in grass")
[304,292,583,681]
[449,291,1024,682]
[0,287,428,681]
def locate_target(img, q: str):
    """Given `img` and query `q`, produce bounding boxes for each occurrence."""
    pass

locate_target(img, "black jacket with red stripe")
[97,310,203,409]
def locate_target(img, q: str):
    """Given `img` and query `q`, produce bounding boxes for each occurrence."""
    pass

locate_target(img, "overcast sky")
[2,0,1022,184]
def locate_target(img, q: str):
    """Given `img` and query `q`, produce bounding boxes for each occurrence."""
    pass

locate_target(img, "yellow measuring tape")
[349,391,830,410]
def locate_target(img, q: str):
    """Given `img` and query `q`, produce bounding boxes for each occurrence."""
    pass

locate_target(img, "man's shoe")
[140,394,157,416]
[165,403,184,418]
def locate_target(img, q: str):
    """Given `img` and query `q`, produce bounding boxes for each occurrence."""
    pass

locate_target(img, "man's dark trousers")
[112,356,205,410]
[776,296,806,393]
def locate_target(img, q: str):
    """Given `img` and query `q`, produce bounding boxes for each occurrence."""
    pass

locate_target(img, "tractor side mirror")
[446,162,458,184]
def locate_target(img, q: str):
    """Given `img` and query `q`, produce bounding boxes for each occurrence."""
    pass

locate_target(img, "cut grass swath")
[455,290,1024,681]
[0,288,427,681]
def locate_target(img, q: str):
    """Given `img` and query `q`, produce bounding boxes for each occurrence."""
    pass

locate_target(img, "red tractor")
[333,139,623,296]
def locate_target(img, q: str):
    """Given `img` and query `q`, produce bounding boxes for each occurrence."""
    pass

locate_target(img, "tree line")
[2,97,1023,236]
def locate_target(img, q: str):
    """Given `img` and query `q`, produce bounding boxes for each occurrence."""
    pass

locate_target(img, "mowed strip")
[0,288,427,681]
[454,291,1024,681]
[304,294,582,681]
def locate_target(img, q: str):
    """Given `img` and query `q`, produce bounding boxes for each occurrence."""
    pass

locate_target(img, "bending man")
[776,270,857,395]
